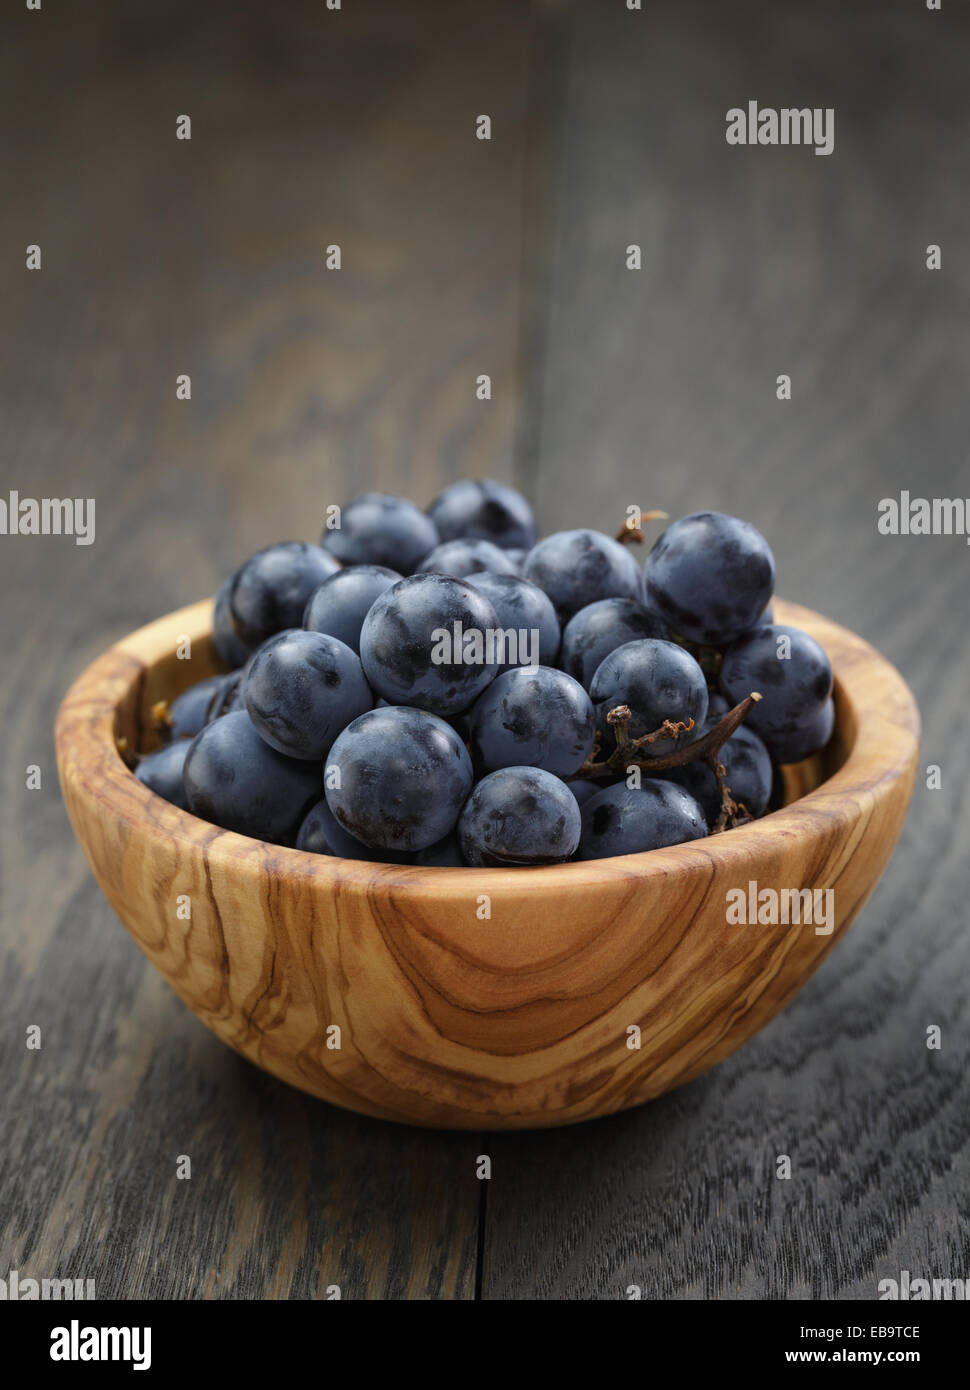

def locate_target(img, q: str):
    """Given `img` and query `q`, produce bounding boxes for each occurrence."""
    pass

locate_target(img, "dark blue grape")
[468,667,595,777]
[589,638,709,754]
[461,571,560,668]
[644,511,775,645]
[427,479,537,550]
[205,669,245,720]
[321,493,438,574]
[168,674,232,740]
[303,564,402,654]
[720,623,833,759]
[762,696,835,764]
[566,777,611,808]
[296,798,414,863]
[706,691,731,720]
[729,600,775,644]
[243,628,372,759]
[447,707,472,742]
[416,538,518,578]
[229,542,341,647]
[213,577,255,668]
[135,741,190,809]
[183,710,322,842]
[325,706,473,851]
[577,780,708,859]
[522,529,641,622]
[413,834,465,866]
[559,597,669,689]
[458,767,581,866]
[662,722,772,826]
[359,574,500,716]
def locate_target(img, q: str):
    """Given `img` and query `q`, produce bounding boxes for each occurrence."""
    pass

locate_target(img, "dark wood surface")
[2,0,968,1299]
[0,0,529,1301]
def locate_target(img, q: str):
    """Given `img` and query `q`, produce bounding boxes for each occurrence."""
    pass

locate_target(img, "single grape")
[295,798,414,863]
[566,777,612,808]
[167,674,232,740]
[205,669,245,721]
[643,511,775,645]
[706,691,731,719]
[458,766,581,866]
[229,542,341,647]
[183,710,322,842]
[448,707,472,741]
[559,597,669,689]
[728,600,775,644]
[321,493,438,574]
[662,722,773,826]
[589,638,709,754]
[427,479,538,550]
[720,623,833,759]
[243,628,373,759]
[359,573,500,716]
[413,834,465,866]
[468,666,595,776]
[135,741,190,809]
[416,538,518,578]
[213,577,255,668]
[522,529,642,622]
[577,780,708,859]
[325,706,474,851]
[303,564,402,654]
[762,696,835,764]
[461,571,560,668]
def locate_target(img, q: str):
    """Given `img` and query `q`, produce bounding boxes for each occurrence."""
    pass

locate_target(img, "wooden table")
[2,0,967,1298]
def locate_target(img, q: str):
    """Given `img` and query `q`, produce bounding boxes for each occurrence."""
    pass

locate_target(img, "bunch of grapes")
[136,482,834,867]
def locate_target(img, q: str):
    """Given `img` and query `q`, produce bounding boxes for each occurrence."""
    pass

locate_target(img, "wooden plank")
[0,0,531,1298]
[483,0,970,1298]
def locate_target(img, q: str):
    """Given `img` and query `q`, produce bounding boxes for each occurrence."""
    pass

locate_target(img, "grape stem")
[569,691,763,833]
[615,509,669,545]
[151,699,174,732]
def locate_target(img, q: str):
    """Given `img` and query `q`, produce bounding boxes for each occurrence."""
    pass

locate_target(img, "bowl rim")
[56,595,922,902]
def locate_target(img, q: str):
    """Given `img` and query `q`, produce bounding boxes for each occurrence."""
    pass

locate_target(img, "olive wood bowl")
[55,598,920,1130]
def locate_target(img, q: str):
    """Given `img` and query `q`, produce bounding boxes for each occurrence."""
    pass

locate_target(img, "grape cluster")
[135,483,835,866]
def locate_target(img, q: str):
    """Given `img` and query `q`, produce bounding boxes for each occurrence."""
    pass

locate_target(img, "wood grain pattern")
[55,595,919,1130]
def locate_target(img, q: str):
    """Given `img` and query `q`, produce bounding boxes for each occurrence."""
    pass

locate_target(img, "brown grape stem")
[569,692,763,833]
[615,509,669,545]
[151,699,174,732]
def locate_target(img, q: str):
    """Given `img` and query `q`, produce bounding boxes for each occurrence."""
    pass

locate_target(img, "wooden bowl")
[55,598,920,1130]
